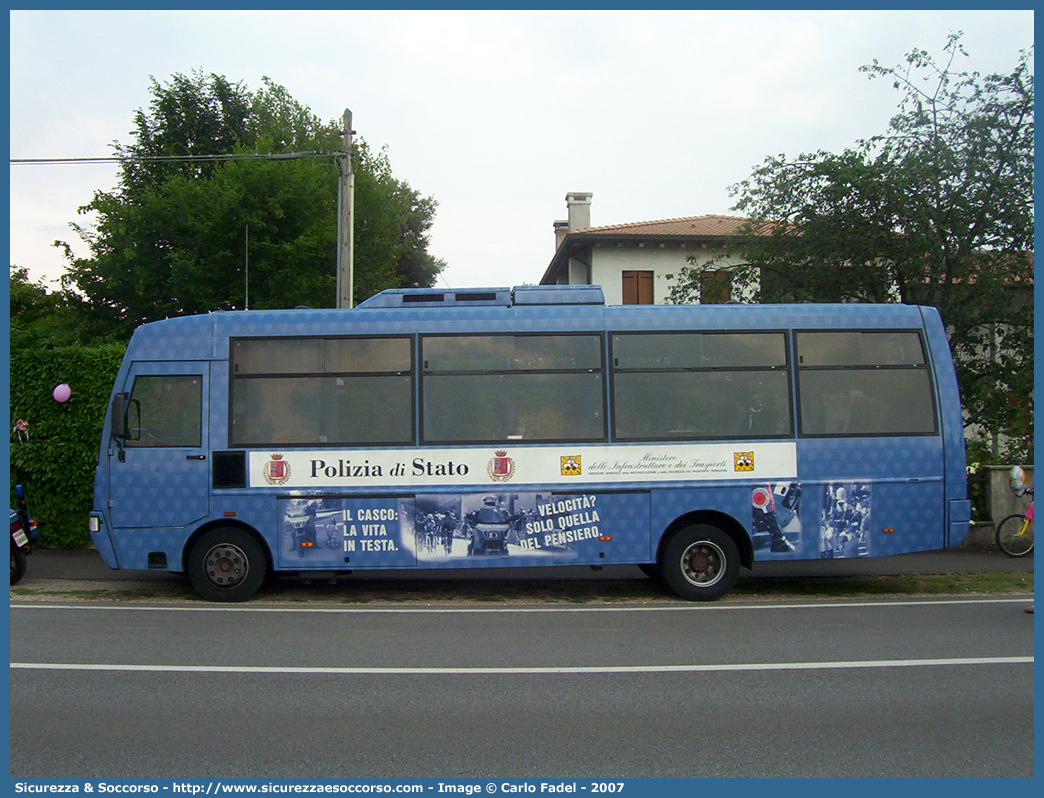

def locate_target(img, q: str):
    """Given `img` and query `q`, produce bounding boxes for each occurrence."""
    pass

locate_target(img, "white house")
[539,192,762,305]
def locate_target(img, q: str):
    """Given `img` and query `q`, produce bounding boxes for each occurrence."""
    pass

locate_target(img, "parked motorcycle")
[10,484,37,585]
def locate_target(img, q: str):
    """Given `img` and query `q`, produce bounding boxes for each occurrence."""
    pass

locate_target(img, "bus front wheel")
[188,527,267,602]
[661,524,739,601]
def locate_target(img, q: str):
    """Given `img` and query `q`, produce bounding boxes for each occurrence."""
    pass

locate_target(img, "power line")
[10,151,339,166]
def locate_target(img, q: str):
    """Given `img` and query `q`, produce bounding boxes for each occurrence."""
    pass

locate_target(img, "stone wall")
[986,465,1034,529]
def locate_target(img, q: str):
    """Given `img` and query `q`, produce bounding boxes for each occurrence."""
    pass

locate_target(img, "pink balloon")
[53,383,71,403]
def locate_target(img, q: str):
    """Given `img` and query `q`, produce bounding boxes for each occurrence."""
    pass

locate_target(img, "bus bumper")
[947,499,972,548]
[88,512,119,569]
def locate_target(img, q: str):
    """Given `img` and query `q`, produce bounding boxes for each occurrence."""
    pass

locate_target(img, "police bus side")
[88,284,970,602]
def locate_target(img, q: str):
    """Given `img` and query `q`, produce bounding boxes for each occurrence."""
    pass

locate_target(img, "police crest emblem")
[488,450,515,482]
[264,453,291,486]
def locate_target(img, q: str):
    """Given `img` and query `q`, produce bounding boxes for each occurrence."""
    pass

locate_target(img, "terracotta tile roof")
[570,214,772,238]
[541,212,782,285]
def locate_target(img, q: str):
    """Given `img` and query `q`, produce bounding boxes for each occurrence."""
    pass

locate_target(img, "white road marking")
[9,656,1033,675]
[7,597,1033,614]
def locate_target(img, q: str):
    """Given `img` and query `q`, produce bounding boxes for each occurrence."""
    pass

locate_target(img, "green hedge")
[10,343,126,548]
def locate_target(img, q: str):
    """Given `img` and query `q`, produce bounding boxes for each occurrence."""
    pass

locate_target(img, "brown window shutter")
[622,270,654,304]
[700,271,730,304]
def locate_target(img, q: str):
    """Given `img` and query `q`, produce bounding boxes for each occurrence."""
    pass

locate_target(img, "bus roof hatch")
[355,288,512,308]
[356,285,605,309]
[512,285,605,306]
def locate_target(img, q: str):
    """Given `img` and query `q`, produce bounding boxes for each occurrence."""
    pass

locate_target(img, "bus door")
[108,362,209,529]
[793,329,945,558]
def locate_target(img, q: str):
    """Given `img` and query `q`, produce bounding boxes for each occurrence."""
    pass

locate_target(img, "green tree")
[669,36,1033,461]
[60,71,444,339]
[8,266,107,349]
[117,72,253,191]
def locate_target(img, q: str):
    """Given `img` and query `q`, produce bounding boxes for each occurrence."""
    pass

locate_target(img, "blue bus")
[88,285,971,602]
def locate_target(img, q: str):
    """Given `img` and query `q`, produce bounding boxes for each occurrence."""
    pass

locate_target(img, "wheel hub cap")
[204,544,248,587]
[688,550,710,572]
[681,541,724,587]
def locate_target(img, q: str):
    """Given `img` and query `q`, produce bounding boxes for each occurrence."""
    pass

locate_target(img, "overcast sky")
[8,9,1034,295]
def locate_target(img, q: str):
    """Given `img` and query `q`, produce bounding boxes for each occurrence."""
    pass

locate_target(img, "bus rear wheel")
[188,527,266,602]
[661,524,739,601]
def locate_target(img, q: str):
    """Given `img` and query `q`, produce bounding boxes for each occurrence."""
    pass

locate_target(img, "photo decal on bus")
[410,493,598,559]
[278,492,610,567]
[818,483,872,558]
[751,482,802,553]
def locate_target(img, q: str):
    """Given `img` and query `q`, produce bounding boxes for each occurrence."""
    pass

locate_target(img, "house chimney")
[553,219,569,249]
[566,192,592,231]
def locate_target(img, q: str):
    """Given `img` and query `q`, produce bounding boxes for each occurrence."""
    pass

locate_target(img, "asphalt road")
[9,596,1035,778]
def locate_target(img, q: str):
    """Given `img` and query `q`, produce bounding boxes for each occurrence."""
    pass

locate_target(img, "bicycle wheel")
[996,513,1034,557]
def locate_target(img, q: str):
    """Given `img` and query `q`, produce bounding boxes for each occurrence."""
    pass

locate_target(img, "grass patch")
[10,580,198,602]
[732,571,1033,598]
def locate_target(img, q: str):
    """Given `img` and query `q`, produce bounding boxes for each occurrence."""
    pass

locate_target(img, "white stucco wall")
[589,244,751,305]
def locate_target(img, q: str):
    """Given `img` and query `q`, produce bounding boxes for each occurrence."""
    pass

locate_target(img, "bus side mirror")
[111,393,128,439]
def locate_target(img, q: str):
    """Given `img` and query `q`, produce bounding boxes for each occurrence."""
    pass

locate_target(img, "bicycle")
[995,466,1034,558]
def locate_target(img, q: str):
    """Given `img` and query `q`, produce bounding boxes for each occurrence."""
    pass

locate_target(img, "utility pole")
[336,109,355,309]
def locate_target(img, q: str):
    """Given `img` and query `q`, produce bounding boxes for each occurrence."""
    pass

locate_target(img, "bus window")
[611,332,792,441]
[125,374,202,448]
[421,333,605,444]
[230,336,413,446]
[796,331,937,436]
[232,338,324,374]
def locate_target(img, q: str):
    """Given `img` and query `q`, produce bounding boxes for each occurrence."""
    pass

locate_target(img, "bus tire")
[661,524,739,601]
[188,527,266,602]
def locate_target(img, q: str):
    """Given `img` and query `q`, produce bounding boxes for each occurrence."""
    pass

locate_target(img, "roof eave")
[541,230,761,285]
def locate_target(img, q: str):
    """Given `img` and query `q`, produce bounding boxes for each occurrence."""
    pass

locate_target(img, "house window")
[622,270,654,304]
[700,271,731,304]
